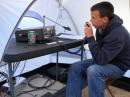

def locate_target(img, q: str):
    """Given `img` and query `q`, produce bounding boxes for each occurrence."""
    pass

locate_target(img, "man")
[66,1,130,97]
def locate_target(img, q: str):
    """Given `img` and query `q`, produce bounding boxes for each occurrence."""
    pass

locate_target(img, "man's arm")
[87,35,124,65]
[84,23,124,65]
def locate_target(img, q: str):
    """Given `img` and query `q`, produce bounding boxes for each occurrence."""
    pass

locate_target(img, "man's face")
[90,10,107,29]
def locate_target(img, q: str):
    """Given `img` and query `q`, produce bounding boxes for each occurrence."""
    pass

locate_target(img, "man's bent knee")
[87,64,103,77]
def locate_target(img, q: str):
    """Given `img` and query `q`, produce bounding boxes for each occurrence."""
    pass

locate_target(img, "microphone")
[43,16,71,31]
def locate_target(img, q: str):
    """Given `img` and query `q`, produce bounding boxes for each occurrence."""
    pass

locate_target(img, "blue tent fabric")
[24,10,43,22]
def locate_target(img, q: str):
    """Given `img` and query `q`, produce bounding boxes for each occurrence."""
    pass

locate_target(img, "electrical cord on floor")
[20,88,57,94]
[27,75,55,89]
[15,76,58,97]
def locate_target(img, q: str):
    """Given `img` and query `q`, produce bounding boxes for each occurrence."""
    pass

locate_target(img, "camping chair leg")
[107,86,115,97]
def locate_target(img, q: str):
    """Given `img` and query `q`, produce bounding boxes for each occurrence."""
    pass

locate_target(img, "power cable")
[27,75,56,90]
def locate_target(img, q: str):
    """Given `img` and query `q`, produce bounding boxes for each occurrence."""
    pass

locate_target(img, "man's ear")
[103,17,109,23]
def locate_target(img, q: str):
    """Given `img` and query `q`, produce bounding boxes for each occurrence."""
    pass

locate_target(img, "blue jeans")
[66,59,125,97]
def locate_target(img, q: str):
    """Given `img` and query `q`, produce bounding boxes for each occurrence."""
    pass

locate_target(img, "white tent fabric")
[0,0,130,80]
[0,0,35,63]
[19,0,79,35]
[62,0,130,32]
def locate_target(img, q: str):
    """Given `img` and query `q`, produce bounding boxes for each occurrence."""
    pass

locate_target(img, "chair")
[82,77,116,97]
[105,77,115,97]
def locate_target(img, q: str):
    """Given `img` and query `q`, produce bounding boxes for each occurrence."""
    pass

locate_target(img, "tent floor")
[1,74,130,97]
[0,63,130,97]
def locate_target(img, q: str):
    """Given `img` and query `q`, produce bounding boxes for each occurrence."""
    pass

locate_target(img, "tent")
[0,0,130,85]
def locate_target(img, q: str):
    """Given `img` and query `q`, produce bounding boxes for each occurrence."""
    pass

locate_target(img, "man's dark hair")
[91,1,114,19]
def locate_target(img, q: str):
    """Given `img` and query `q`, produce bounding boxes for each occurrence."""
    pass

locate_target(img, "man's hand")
[84,22,94,38]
